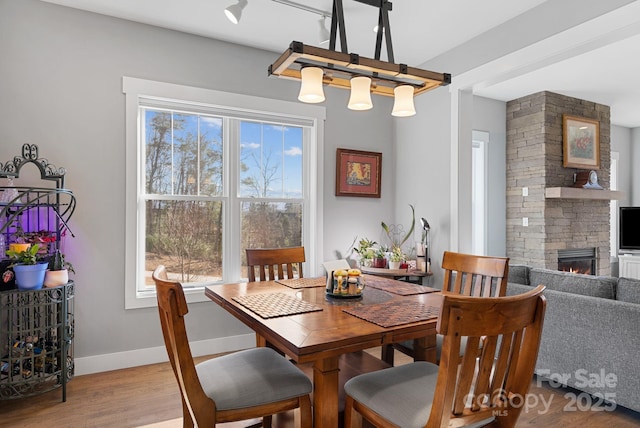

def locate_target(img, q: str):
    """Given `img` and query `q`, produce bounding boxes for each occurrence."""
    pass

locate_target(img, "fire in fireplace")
[557,248,596,275]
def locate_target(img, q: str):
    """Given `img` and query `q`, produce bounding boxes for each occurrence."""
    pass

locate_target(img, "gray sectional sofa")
[506,266,640,413]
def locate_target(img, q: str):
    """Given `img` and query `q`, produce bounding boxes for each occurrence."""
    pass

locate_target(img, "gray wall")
[392,92,507,288]
[0,0,394,372]
[473,96,507,257]
[393,88,451,286]
[612,125,633,208]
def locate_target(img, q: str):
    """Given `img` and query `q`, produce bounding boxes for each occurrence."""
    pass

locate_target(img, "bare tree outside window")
[144,110,223,284]
[143,112,303,284]
[239,122,303,275]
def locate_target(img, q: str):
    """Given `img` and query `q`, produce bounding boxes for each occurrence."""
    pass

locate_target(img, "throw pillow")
[617,277,640,304]
[529,268,616,299]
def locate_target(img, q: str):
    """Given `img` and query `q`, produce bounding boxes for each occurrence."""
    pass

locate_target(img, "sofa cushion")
[528,268,616,299]
[507,265,530,285]
[617,277,640,304]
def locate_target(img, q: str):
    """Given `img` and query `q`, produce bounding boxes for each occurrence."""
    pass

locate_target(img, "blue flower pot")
[13,263,48,291]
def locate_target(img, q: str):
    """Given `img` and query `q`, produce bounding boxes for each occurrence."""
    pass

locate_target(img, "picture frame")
[335,148,382,198]
[563,114,600,169]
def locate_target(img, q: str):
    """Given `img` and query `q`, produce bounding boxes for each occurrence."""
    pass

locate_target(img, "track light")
[224,0,247,24]
[319,16,330,45]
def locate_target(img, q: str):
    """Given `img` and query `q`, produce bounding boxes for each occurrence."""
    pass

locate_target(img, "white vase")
[44,269,69,288]
[360,258,372,268]
[389,261,401,270]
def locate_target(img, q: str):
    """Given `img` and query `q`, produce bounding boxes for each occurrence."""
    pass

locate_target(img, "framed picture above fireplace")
[562,114,600,169]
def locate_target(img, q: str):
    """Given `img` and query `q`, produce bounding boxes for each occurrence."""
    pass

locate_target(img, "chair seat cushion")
[345,362,438,428]
[196,347,312,410]
[344,362,493,428]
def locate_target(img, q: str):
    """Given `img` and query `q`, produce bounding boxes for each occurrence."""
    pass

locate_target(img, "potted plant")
[381,204,416,253]
[373,248,387,268]
[9,224,31,253]
[388,246,405,269]
[353,237,377,268]
[44,249,74,288]
[24,230,57,255]
[5,244,48,290]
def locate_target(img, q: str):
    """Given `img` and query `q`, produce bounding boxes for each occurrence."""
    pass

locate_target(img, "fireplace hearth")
[558,248,596,275]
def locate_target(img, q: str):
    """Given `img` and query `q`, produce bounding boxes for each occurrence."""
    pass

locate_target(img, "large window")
[123,77,325,309]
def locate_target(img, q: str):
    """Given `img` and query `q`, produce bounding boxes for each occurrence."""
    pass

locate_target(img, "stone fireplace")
[506,91,613,276]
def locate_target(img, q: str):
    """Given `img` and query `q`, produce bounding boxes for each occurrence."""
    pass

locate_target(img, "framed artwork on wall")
[562,114,600,169]
[335,148,382,198]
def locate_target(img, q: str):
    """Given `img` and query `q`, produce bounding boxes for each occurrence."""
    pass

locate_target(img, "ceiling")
[40,0,640,128]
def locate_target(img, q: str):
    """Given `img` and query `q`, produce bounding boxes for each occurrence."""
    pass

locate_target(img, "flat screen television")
[619,207,640,251]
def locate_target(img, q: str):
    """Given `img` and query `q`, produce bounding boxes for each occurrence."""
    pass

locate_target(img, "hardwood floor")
[1,348,639,427]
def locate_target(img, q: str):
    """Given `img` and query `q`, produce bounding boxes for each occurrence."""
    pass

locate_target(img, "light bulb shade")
[298,67,325,103]
[224,0,247,24]
[391,85,416,117]
[348,76,373,111]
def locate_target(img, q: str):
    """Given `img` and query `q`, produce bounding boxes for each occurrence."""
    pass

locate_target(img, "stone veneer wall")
[506,91,611,275]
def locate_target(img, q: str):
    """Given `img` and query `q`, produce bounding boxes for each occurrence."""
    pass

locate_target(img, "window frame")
[471,130,489,256]
[123,77,325,309]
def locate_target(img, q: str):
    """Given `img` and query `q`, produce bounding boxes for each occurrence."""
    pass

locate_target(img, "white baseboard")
[74,333,255,376]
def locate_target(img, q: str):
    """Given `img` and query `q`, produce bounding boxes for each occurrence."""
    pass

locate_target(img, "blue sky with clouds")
[240,121,302,198]
[145,110,303,198]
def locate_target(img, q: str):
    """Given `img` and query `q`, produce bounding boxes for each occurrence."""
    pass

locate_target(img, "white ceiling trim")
[454,1,640,94]
[452,1,640,127]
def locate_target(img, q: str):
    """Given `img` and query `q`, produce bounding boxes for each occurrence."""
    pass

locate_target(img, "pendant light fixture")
[268,0,451,116]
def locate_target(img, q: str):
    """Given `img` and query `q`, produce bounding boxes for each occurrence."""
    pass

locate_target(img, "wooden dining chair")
[152,266,312,428]
[345,284,547,428]
[385,251,510,365]
[246,246,305,282]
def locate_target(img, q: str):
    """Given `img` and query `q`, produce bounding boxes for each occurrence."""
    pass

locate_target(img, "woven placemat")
[276,277,326,289]
[365,275,439,296]
[343,301,439,328]
[233,293,323,319]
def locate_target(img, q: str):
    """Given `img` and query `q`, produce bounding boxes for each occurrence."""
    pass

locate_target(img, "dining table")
[205,274,442,428]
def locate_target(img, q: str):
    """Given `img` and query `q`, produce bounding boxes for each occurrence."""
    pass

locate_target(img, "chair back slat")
[452,335,482,414]
[441,251,509,297]
[430,284,547,427]
[246,247,305,282]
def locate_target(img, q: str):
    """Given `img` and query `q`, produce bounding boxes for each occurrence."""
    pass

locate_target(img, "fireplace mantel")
[545,187,624,200]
